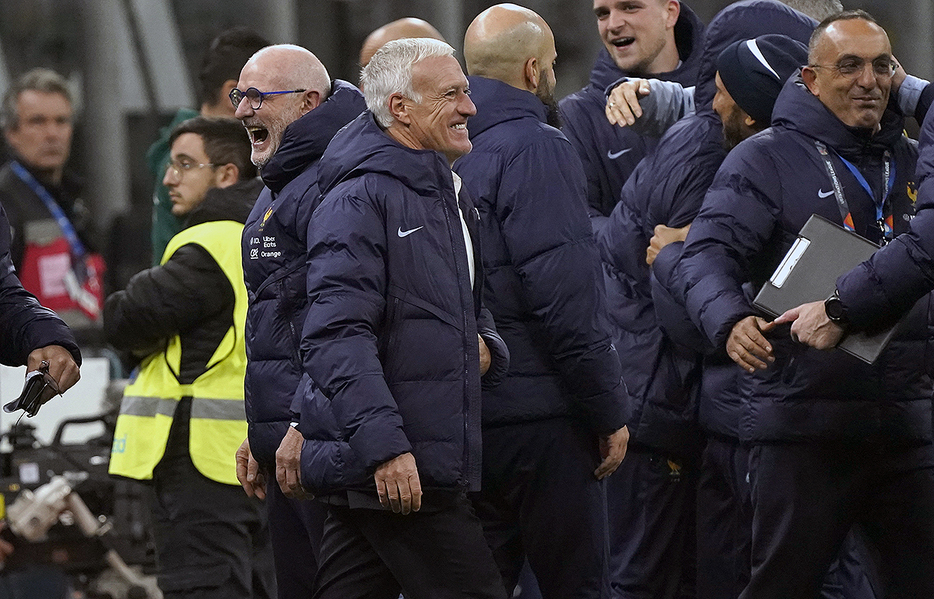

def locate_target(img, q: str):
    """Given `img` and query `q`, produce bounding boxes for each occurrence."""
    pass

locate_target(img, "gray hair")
[360,38,455,128]
[1,68,73,131]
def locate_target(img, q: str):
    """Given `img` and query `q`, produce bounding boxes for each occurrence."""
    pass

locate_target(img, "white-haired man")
[295,38,510,598]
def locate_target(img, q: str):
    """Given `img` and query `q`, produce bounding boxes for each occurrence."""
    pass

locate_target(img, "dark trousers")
[312,493,508,599]
[698,437,879,599]
[150,452,276,599]
[740,442,934,599]
[608,446,697,599]
[471,418,610,599]
[696,437,752,599]
[265,476,327,599]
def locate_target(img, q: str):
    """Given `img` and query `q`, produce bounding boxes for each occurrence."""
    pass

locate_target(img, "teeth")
[452,124,466,129]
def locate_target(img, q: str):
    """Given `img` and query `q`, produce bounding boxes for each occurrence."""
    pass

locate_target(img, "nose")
[234,96,253,119]
[607,8,627,32]
[163,165,179,187]
[460,92,477,117]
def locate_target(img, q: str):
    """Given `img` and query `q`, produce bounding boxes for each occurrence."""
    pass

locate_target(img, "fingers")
[374,453,422,514]
[772,307,799,325]
[236,439,258,498]
[28,345,80,393]
[594,453,622,480]
[727,317,775,373]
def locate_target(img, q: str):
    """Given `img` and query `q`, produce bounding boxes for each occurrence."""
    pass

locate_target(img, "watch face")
[825,297,845,321]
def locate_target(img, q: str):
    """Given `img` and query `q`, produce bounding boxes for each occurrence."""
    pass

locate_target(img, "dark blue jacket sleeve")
[499,140,627,433]
[301,187,411,472]
[679,144,782,348]
[477,306,509,389]
[836,107,934,329]
[0,204,80,367]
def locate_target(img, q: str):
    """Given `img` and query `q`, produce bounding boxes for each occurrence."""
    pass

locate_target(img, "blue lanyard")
[837,153,894,223]
[813,141,894,243]
[9,161,87,260]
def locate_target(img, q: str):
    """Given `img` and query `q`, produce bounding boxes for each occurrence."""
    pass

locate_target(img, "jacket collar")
[318,112,455,199]
[464,76,548,138]
[260,79,366,193]
[772,73,905,159]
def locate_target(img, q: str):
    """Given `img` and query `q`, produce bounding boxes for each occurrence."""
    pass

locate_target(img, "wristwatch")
[824,289,849,326]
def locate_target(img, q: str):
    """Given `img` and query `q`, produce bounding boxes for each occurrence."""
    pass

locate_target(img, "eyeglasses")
[3,361,60,418]
[165,158,216,178]
[228,87,306,110]
[809,57,897,79]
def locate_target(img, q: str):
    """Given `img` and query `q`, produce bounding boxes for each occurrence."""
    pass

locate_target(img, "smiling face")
[233,58,306,168]
[592,0,680,75]
[4,90,73,181]
[398,55,476,165]
[802,18,892,130]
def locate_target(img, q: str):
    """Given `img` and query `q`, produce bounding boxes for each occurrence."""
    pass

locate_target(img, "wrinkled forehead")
[238,54,289,90]
[411,55,467,95]
[815,19,891,64]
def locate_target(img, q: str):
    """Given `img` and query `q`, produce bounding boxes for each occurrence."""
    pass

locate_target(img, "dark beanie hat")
[717,34,808,124]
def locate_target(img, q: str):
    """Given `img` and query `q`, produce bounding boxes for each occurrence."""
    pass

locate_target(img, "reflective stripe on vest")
[109,220,248,485]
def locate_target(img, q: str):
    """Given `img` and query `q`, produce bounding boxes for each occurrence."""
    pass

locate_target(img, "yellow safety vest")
[109,220,247,485]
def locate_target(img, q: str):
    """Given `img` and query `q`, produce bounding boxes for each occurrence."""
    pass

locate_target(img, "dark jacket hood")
[692,0,816,114]
[588,1,705,91]
[260,79,366,193]
[772,73,906,159]
[465,76,547,138]
[185,176,263,227]
[318,111,453,199]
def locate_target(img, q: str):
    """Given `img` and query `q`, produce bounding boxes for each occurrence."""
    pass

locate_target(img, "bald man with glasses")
[678,11,934,598]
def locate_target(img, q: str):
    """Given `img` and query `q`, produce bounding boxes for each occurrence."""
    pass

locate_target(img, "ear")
[388,92,411,125]
[801,66,820,97]
[213,163,240,188]
[666,1,681,28]
[524,57,539,92]
[301,90,322,114]
[744,114,757,128]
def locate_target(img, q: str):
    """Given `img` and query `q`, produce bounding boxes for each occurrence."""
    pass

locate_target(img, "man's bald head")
[464,4,555,92]
[234,44,332,167]
[243,44,331,99]
[359,18,446,67]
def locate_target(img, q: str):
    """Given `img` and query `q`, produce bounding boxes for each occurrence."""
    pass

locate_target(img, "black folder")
[753,214,899,364]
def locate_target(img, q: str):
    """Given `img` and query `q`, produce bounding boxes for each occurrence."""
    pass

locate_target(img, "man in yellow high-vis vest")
[104,116,273,599]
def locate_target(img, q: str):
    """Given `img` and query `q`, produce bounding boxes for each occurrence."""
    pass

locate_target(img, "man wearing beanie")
[594,2,818,597]
[679,10,934,598]
[714,34,809,148]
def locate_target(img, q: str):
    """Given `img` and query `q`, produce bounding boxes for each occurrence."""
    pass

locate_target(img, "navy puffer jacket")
[559,3,704,228]
[836,104,934,331]
[596,0,816,451]
[680,74,931,445]
[298,112,504,495]
[454,76,628,433]
[0,202,80,368]
[241,80,366,469]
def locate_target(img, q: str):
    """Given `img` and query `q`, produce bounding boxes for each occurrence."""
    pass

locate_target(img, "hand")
[27,345,79,395]
[646,223,691,265]
[606,78,651,127]
[478,334,491,376]
[374,452,422,514]
[595,425,629,479]
[892,56,906,92]
[235,438,266,500]
[276,426,312,499]
[727,316,777,373]
[773,300,845,350]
